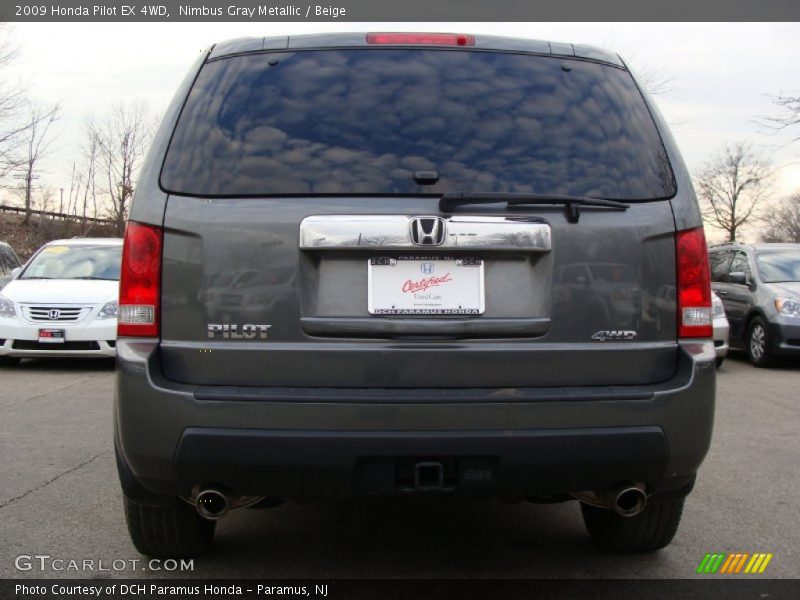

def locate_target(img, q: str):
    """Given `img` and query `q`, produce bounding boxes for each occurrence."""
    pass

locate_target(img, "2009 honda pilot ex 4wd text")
[114,33,716,558]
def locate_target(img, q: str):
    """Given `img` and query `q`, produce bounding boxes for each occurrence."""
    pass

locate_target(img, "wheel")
[581,498,684,553]
[0,356,21,366]
[123,494,215,558]
[715,357,724,369]
[747,317,774,368]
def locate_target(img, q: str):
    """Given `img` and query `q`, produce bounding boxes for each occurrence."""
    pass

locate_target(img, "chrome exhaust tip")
[612,485,647,517]
[195,488,230,520]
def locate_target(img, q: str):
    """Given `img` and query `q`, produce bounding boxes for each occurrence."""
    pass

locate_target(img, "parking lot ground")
[0,353,798,579]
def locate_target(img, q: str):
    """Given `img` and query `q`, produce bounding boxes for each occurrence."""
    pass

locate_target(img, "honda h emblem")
[48,309,60,319]
[420,262,435,274]
[410,217,446,246]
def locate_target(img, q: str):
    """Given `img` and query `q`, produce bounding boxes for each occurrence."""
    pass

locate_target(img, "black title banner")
[2,0,800,22]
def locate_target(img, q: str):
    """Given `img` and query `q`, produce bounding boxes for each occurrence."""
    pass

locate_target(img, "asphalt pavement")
[1,352,798,579]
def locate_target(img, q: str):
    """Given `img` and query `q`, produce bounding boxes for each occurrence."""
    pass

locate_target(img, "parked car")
[0,240,22,290]
[0,238,122,364]
[709,242,800,367]
[115,33,716,557]
[711,291,729,368]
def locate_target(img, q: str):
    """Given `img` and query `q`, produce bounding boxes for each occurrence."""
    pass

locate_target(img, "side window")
[728,251,752,281]
[709,250,732,283]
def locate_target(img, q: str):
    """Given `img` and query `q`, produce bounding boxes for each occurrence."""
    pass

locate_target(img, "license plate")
[38,329,65,343]
[368,257,485,315]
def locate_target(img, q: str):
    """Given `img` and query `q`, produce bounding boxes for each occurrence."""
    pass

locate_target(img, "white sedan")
[0,238,122,364]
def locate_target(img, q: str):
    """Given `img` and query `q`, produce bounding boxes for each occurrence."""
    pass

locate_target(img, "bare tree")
[761,93,800,144]
[66,162,77,215]
[87,101,155,234]
[762,192,800,243]
[695,142,773,242]
[636,65,676,98]
[622,54,676,98]
[14,100,61,223]
[74,130,100,234]
[0,24,27,181]
[34,186,56,213]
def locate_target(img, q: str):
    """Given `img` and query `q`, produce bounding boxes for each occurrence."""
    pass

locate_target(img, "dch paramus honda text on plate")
[114,33,716,557]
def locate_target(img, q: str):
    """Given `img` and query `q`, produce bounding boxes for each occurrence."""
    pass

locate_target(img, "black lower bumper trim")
[12,340,100,351]
[174,426,669,501]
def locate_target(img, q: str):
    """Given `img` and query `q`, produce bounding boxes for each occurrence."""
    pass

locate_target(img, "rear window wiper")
[439,192,630,223]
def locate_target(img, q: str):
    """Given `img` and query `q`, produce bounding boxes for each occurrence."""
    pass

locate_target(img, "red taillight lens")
[676,226,712,338]
[366,33,475,46]
[118,221,162,338]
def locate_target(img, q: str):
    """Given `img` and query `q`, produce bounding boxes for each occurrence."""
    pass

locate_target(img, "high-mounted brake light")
[676,226,712,339]
[118,221,162,338]
[366,33,475,47]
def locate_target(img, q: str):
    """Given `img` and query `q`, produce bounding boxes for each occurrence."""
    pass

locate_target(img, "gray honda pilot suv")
[114,33,716,557]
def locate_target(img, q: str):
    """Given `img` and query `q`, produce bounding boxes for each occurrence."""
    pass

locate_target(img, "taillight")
[676,226,712,338]
[366,33,475,46]
[118,221,162,338]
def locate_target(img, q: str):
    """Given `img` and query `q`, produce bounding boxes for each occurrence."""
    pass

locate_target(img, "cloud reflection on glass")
[161,49,675,200]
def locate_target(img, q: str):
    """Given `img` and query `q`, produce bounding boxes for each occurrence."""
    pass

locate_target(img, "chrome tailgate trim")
[299,215,552,251]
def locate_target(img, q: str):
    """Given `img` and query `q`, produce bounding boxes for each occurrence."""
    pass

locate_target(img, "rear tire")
[123,494,215,558]
[0,356,21,366]
[747,317,774,368]
[581,498,684,553]
[715,357,724,369]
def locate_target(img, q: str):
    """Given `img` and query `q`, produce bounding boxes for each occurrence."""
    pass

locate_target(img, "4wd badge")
[591,330,637,342]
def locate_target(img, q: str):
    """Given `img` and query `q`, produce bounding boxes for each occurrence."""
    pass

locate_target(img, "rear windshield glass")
[21,245,122,281]
[161,49,675,199]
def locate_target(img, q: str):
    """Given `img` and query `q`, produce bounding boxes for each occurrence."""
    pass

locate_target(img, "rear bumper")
[173,426,672,500]
[114,340,716,501]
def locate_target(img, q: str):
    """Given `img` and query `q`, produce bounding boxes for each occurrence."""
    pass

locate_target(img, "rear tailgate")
[156,44,681,388]
[159,196,677,387]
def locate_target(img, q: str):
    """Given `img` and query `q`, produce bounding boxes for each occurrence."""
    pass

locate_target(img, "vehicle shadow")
[177,496,674,578]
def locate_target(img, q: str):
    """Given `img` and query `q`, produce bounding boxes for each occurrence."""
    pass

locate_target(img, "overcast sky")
[3,22,799,241]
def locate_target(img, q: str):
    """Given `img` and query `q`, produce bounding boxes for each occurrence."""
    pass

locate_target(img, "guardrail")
[0,204,114,225]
